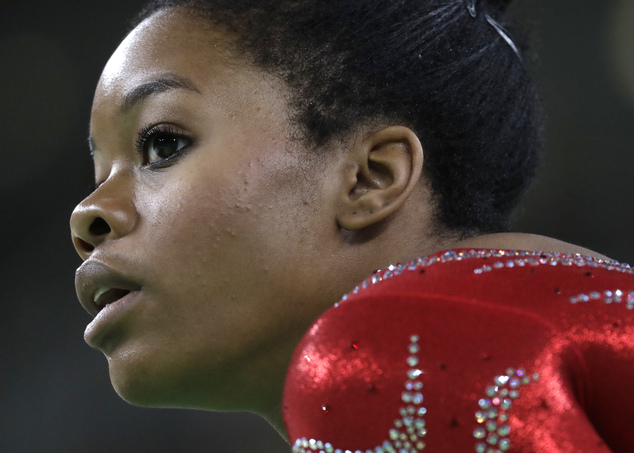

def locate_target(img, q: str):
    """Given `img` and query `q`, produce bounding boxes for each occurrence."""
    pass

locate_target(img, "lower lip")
[84,290,141,349]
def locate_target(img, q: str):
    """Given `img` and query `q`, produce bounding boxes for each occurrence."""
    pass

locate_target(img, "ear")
[336,126,424,230]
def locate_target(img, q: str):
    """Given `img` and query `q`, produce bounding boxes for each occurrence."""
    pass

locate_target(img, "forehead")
[93,8,280,117]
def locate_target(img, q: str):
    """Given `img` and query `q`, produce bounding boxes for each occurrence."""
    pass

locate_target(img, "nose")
[70,177,138,260]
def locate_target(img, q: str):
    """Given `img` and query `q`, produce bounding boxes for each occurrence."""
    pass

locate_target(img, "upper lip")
[75,260,142,317]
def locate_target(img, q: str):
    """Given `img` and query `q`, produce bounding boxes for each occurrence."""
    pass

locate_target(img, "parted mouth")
[93,287,132,309]
[75,260,142,317]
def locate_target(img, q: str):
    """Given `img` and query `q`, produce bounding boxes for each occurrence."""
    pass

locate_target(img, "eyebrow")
[121,73,201,112]
[88,74,201,155]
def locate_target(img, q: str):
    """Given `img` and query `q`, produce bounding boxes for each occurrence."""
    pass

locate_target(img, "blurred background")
[1,0,632,451]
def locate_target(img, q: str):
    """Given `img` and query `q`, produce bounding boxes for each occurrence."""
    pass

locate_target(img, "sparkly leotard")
[282,250,634,453]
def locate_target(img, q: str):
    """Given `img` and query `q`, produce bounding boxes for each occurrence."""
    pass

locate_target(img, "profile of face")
[70,8,354,414]
[70,6,427,422]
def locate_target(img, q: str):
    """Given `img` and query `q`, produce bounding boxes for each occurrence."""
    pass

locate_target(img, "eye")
[136,124,192,167]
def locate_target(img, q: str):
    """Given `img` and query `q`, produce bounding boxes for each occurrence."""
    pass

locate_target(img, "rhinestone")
[476,411,486,423]
[406,381,415,391]
[409,344,420,354]
[497,425,511,437]
[408,356,420,366]
[509,378,520,388]
[479,399,491,409]
[412,393,424,405]
[414,382,423,390]
[493,262,504,269]
[395,420,403,428]
[410,335,420,343]
[476,443,487,453]
[509,390,519,399]
[498,414,509,422]
[487,433,499,445]
[415,420,425,429]
[500,399,512,410]
[590,292,601,300]
[407,406,416,415]
[485,386,498,397]
[494,375,509,386]
[486,420,497,432]
[499,438,511,450]
[402,392,412,403]
[416,441,425,450]
[474,268,484,275]
[390,429,399,440]
[487,408,499,419]
[442,251,458,261]
[408,369,422,380]
[483,265,492,272]
[417,407,427,416]
[499,389,508,397]
[474,428,487,439]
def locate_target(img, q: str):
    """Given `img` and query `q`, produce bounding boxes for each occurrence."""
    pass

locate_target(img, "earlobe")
[337,126,424,230]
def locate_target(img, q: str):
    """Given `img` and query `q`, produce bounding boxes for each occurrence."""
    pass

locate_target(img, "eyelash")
[134,123,192,168]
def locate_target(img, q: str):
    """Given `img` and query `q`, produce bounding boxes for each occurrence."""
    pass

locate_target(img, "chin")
[108,357,172,408]
[105,348,250,411]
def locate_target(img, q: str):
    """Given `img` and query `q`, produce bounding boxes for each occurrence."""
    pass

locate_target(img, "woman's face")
[71,9,346,411]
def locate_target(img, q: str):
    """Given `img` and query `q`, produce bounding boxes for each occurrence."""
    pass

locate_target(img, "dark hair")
[133,0,543,236]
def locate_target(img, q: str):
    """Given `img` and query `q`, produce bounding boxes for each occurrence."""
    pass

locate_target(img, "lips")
[75,260,142,317]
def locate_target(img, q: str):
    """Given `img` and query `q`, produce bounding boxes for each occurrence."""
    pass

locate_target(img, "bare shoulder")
[449,233,610,260]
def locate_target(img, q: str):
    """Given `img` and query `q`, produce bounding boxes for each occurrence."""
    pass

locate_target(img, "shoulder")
[283,248,634,451]
[448,232,610,260]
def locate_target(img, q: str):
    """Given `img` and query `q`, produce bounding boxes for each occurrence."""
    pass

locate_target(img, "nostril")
[75,237,94,253]
[89,217,111,237]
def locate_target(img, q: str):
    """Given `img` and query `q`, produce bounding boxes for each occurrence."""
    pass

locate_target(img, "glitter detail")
[471,251,632,277]
[292,335,427,453]
[340,250,631,305]
[569,289,634,309]
[473,369,539,451]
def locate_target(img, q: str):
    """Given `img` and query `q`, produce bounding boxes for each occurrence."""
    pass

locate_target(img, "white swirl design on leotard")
[473,369,540,452]
[292,335,427,453]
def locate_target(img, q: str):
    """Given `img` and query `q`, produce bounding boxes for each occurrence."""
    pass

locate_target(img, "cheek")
[134,153,317,300]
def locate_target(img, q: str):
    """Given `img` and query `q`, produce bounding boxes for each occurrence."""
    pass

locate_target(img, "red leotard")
[283,250,634,453]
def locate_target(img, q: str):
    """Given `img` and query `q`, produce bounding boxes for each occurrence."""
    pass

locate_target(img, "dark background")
[1,0,632,452]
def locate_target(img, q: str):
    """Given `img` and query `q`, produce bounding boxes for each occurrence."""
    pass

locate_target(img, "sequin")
[473,369,540,451]
[293,335,427,453]
[569,289,634,308]
[343,250,630,300]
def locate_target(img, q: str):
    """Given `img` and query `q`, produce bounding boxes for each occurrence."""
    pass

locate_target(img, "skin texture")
[70,7,606,438]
